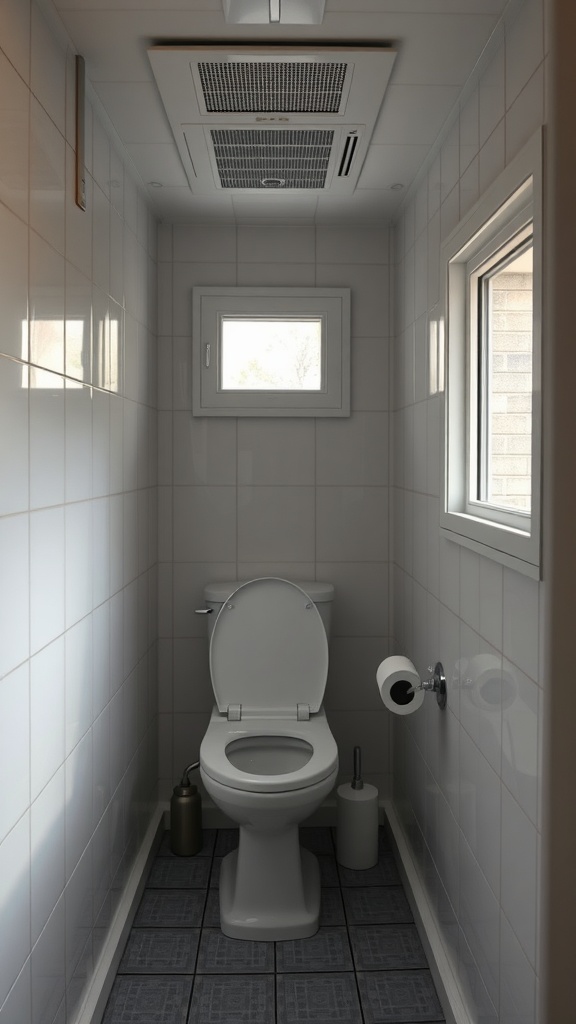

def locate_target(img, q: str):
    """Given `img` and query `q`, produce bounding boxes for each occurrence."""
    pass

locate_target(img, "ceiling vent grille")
[210,128,333,189]
[148,45,397,196]
[198,60,347,114]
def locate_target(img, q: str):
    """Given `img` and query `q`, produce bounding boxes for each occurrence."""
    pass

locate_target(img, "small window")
[441,130,542,577]
[192,287,350,416]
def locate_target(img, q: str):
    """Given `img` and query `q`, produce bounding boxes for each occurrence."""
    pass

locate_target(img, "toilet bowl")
[198,577,338,940]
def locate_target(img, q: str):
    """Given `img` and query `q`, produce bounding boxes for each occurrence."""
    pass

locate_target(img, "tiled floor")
[103,826,446,1024]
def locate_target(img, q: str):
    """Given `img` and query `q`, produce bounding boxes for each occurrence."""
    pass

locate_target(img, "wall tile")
[316,263,390,338]
[0,205,28,360]
[173,414,237,486]
[0,355,29,515]
[503,569,539,679]
[501,787,538,966]
[505,0,544,109]
[171,485,235,563]
[316,413,388,487]
[31,766,65,946]
[316,486,389,563]
[0,663,29,844]
[238,486,315,563]
[30,98,65,255]
[237,418,314,486]
[30,3,65,135]
[31,897,66,1024]
[0,813,31,1006]
[237,224,314,264]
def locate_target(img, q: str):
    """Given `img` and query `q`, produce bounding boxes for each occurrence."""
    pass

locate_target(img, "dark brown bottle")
[170,762,202,856]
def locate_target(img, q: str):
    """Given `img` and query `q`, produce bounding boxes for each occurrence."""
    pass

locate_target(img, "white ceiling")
[52,0,511,224]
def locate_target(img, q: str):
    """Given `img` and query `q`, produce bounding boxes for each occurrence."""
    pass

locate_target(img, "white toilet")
[198,577,338,941]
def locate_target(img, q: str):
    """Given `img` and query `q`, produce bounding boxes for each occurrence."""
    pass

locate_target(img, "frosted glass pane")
[220,318,322,390]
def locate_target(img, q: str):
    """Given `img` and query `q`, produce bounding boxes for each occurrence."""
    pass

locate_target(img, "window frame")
[192,286,350,417]
[440,130,542,578]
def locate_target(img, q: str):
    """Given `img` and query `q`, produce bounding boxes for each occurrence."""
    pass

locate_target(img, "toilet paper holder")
[408,662,447,709]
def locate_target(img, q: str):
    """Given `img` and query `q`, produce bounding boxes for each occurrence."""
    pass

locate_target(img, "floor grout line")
[103,826,446,1024]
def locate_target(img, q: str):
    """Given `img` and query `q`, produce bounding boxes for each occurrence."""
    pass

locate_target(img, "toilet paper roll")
[376,655,425,716]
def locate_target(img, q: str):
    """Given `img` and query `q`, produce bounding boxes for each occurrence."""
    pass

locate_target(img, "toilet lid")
[209,578,329,714]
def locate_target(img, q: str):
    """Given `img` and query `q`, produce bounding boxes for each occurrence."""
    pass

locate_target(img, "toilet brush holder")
[336,747,378,870]
[170,761,202,856]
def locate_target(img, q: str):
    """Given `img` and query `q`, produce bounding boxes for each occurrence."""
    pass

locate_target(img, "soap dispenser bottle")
[170,762,202,856]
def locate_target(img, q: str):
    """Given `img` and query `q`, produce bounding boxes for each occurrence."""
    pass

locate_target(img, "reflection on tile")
[319,889,346,927]
[214,829,239,857]
[134,890,206,928]
[189,974,274,1024]
[338,854,400,888]
[146,857,211,890]
[196,930,274,974]
[350,925,427,971]
[102,977,192,1024]
[158,829,217,859]
[357,970,444,1023]
[277,972,362,1024]
[118,929,199,974]
[276,928,353,973]
[300,828,335,856]
[342,887,413,925]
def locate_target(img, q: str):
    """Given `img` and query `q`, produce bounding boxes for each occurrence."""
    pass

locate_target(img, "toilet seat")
[200,708,338,793]
[209,578,328,716]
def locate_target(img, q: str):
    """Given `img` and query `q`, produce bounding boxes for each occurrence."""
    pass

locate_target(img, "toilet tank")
[202,579,334,641]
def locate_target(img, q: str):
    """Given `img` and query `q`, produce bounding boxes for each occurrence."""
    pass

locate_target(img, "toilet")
[198,577,338,941]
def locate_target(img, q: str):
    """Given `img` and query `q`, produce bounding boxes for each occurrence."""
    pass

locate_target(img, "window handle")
[205,343,211,368]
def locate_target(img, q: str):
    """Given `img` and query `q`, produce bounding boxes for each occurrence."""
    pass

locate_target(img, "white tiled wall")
[157,222,393,802]
[390,2,546,1022]
[0,2,158,1021]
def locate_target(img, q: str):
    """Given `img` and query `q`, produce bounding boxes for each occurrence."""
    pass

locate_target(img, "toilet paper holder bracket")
[408,662,447,710]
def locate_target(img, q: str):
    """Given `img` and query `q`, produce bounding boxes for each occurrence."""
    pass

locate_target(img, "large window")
[441,131,542,577]
[192,287,350,416]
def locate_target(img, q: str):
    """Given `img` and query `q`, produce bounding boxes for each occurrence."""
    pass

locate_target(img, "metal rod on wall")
[75,55,87,211]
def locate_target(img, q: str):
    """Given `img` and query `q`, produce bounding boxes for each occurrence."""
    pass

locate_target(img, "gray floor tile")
[214,829,239,856]
[300,827,335,855]
[134,890,206,928]
[203,889,221,927]
[103,976,192,1023]
[196,929,274,974]
[158,829,217,858]
[342,887,413,925]
[276,927,353,973]
[317,855,339,887]
[337,853,401,888]
[277,972,362,1024]
[319,889,346,927]
[349,925,428,970]
[147,857,211,890]
[357,970,445,1023]
[188,973,274,1023]
[210,857,223,888]
[118,928,200,974]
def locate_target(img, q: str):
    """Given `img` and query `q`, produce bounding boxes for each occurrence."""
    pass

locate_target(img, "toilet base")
[219,824,320,940]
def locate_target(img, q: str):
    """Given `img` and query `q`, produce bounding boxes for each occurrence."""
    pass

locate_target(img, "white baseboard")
[75,806,165,1024]
[383,799,473,1024]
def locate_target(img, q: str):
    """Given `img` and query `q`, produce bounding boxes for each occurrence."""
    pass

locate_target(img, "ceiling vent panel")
[210,128,334,189]
[197,60,348,114]
[149,45,396,196]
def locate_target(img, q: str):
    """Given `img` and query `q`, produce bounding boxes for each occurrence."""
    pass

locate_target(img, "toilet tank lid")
[204,579,334,604]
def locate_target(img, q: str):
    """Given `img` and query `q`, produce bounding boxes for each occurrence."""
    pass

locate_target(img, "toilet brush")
[336,746,378,869]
